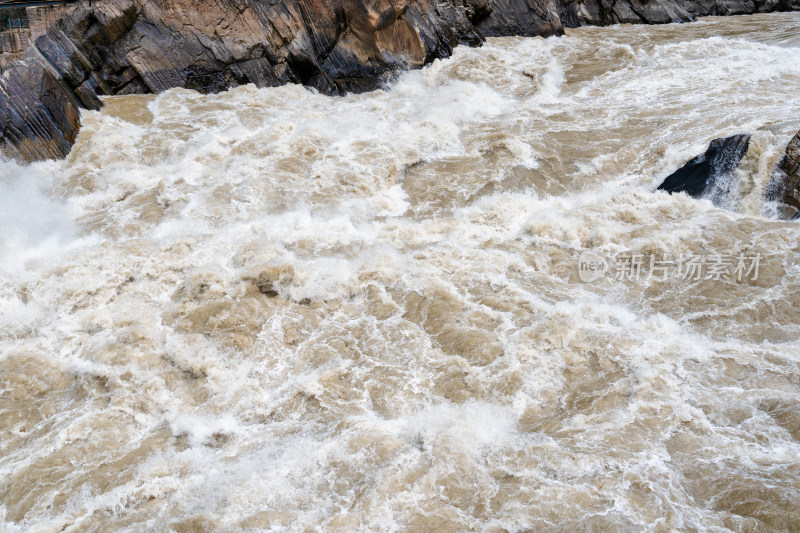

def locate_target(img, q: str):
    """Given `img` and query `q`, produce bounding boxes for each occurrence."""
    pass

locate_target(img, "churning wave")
[2,12,800,532]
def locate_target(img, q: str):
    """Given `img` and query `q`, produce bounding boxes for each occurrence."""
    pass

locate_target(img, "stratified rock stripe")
[2,0,800,161]
[0,57,84,160]
[766,131,800,209]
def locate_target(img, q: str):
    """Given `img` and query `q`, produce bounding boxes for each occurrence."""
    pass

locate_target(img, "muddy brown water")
[2,12,800,532]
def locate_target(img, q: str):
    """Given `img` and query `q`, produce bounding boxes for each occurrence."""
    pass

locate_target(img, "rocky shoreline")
[1,0,800,165]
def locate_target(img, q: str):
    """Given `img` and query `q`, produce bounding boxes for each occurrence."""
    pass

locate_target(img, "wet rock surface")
[0,56,85,161]
[2,0,800,161]
[766,131,800,211]
[657,134,751,207]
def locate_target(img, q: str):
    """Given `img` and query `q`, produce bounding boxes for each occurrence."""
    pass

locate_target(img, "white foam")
[0,161,76,272]
[2,12,800,532]
[169,414,241,447]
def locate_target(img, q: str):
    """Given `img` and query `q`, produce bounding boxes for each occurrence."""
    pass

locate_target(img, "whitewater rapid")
[2,12,800,532]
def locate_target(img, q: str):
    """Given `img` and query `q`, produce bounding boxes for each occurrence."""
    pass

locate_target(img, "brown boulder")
[766,131,800,211]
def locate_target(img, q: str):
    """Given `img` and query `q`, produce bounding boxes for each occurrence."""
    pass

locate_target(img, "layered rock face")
[0,6,78,70]
[766,131,800,209]
[0,8,32,70]
[2,0,800,161]
[0,56,84,160]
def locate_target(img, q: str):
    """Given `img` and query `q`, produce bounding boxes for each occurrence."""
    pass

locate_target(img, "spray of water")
[2,13,800,532]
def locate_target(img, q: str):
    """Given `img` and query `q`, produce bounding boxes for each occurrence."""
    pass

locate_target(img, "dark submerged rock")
[657,134,751,206]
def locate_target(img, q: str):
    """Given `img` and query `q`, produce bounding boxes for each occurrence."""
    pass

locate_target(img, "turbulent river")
[3,12,800,532]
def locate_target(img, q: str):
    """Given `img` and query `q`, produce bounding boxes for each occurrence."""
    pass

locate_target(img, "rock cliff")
[2,0,800,161]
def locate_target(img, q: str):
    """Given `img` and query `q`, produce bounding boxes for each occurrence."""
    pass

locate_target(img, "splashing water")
[2,12,800,532]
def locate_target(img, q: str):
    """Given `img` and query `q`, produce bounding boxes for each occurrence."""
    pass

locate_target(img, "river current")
[2,12,800,532]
